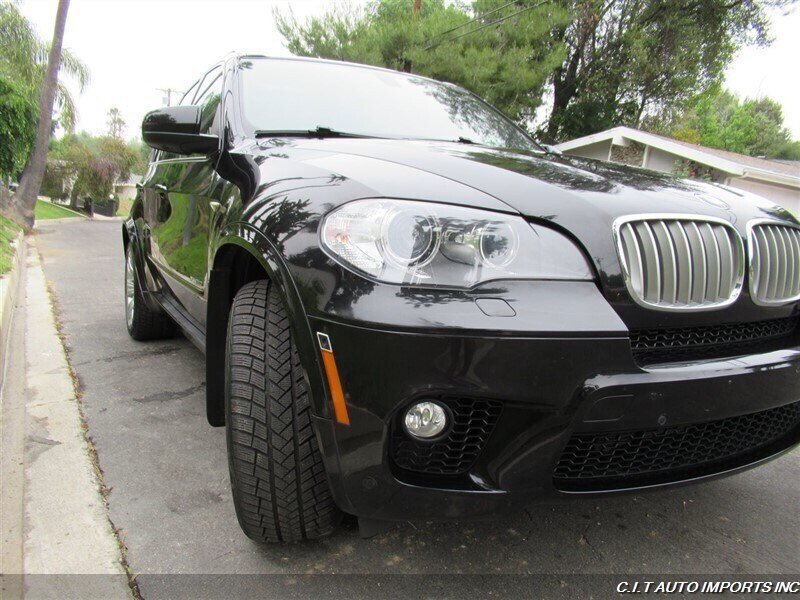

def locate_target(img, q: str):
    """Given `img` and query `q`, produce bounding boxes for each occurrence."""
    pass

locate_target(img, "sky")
[17,0,800,141]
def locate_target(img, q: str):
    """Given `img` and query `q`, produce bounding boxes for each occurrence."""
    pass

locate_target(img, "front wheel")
[225,280,340,543]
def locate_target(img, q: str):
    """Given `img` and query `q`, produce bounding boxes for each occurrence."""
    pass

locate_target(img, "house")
[113,175,142,202]
[554,126,800,217]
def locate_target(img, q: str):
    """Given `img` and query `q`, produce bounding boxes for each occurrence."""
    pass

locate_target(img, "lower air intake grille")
[554,401,800,491]
[391,397,502,476]
[630,317,799,365]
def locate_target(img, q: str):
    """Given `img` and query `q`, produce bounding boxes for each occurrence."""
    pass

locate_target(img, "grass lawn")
[0,214,22,276]
[35,200,83,220]
[117,198,133,217]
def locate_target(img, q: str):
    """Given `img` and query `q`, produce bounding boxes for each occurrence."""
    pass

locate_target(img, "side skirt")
[153,291,207,353]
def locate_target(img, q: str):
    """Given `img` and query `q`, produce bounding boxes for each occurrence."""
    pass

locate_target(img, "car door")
[142,65,224,327]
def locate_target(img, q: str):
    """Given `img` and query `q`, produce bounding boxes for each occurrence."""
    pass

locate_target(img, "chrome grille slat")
[621,223,644,298]
[716,225,735,299]
[639,222,662,302]
[671,222,693,304]
[766,228,781,299]
[703,224,721,301]
[787,229,798,297]
[688,222,707,303]
[756,228,770,299]
[656,222,678,304]
[778,228,794,299]
[775,229,789,298]
[615,215,744,311]
[748,221,800,306]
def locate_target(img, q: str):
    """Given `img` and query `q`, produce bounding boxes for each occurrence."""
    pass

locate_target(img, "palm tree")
[0,2,89,132]
[0,0,88,228]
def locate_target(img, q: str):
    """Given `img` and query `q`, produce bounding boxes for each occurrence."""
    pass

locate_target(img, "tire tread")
[226,280,338,543]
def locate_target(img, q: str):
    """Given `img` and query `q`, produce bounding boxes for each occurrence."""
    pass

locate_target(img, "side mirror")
[142,106,218,155]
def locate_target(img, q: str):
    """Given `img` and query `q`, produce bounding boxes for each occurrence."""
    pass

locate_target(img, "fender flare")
[121,218,160,312]
[205,223,332,426]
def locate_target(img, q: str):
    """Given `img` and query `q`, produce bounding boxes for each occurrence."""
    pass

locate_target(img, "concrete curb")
[0,239,132,599]
[0,232,26,395]
[24,240,131,584]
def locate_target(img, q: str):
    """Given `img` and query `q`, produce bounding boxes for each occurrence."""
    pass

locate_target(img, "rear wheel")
[124,244,175,341]
[225,279,340,543]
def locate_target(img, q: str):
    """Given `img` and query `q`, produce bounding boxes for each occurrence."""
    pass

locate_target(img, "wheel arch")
[206,226,329,427]
[121,217,157,309]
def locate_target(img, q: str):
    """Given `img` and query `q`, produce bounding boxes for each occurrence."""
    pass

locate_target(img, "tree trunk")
[546,73,573,143]
[7,0,71,231]
[0,184,10,211]
[69,187,79,209]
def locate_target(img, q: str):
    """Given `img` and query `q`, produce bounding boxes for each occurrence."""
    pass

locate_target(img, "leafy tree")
[43,134,143,208]
[0,76,38,182]
[658,86,798,159]
[544,0,781,142]
[773,140,800,160]
[276,0,570,124]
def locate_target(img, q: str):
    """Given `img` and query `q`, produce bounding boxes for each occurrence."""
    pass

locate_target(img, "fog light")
[404,401,447,439]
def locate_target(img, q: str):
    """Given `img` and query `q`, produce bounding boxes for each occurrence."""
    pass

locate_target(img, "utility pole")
[403,0,422,73]
[156,88,183,106]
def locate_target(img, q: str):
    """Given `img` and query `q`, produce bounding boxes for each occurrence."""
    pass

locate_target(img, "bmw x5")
[124,55,800,543]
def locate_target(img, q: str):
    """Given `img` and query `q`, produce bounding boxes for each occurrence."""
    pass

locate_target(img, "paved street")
[34,219,799,597]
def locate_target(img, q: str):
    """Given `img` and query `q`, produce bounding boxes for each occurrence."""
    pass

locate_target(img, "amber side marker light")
[316,332,350,426]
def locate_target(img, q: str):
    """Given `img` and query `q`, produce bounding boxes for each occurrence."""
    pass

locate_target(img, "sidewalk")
[0,237,131,599]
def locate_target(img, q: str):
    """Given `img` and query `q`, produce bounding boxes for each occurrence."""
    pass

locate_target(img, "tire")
[124,244,176,341]
[225,280,340,543]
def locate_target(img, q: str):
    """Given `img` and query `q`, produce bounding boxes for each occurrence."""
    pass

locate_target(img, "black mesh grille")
[391,397,502,476]
[631,317,799,365]
[554,401,800,491]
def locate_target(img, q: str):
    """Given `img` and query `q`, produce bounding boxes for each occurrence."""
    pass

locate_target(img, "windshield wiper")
[254,126,376,139]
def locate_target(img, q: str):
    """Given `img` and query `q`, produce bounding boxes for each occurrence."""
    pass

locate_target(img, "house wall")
[727,178,800,218]
[642,147,679,173]
[564,140,612,161]
[115,184,137,202]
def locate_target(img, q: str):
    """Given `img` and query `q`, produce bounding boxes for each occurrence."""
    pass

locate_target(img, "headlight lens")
[320,199,593,288]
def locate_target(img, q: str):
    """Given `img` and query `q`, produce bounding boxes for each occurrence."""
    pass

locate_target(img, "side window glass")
[194,69,223,135]
[180,79,201,106]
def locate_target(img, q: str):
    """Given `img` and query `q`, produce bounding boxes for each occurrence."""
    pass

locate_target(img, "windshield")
[238,58,540,152]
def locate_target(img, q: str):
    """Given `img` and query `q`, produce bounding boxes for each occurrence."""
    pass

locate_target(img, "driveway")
[35,219,800,597]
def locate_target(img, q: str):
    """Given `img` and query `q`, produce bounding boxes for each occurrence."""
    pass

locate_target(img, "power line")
[424,0,551,51]
[427,0,523,41]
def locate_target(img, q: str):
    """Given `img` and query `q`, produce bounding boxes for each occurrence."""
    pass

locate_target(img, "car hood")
[262,137,793,228]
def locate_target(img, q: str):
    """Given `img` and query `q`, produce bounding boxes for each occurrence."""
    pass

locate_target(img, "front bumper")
[306,281,800,521]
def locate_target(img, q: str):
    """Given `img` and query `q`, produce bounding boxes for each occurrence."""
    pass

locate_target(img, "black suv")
[125,54,800,544]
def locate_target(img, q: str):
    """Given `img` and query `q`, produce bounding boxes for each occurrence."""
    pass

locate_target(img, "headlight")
[320,199,593,288]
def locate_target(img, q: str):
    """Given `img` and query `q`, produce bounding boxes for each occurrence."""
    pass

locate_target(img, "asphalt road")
[35,219,799,598]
